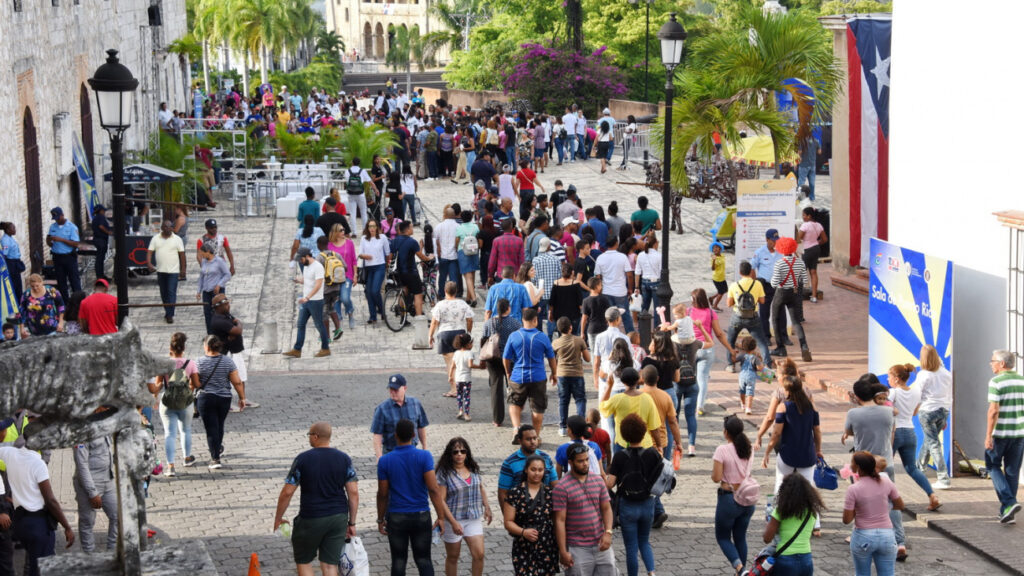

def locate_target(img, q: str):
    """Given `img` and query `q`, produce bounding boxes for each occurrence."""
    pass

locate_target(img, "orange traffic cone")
[248,553,261,576]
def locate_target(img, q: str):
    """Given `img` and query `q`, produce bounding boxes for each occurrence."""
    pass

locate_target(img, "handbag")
[746,511,813,576]
[356,264,368,286]
[733,457,761,506]
[479,334,500,361]
[813,457,839,490]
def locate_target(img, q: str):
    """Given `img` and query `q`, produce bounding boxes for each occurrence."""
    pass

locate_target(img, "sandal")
[442,391,457,398]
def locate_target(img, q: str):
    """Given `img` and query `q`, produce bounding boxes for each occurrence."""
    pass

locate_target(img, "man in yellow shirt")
[598,367,661,453]
[725,260,773,371]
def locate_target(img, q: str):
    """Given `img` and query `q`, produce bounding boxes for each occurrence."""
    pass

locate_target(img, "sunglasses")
[452,449,467,455]
[567,444,589,458]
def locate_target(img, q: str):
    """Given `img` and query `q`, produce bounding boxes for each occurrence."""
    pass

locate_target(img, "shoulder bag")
[747,512,812,576]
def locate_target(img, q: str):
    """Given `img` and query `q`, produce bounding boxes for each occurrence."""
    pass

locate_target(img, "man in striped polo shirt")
[769,237,812,362]
[553,443,616,574]
[986,349,1024,524]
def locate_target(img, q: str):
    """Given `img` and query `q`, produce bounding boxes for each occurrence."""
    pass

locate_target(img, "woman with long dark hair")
[689,287,736,416]
[640,332,681,454]
[606,413,662,576]
[844,451,905,576]
[763,472,825,575]
[502,454,558,575]
[436,437,492,576]
[357,220,390,324]
[712,416,757,575]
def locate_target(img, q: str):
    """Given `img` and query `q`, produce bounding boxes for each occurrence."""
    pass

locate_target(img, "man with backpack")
[316,236,346,342]
[725,260,773,372]
[342,157,376,233]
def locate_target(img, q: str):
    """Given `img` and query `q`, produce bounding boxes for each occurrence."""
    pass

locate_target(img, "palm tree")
[429,0,492,53]
[317,29,346,63]
[234,0,289,84]
[333,122,397,167]
[693,5,842,171]
[386,25,448,93]
[191,0,215,92]
[281,0,317,70]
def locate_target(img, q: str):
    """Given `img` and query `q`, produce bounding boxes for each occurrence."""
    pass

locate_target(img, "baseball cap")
[295,247,313,261]
[566,415,592,439]
[561,216,579,227]
[204,218,218,228]
[50,207,63,219]
[94,204,107,212]
[474,180,486,188]
[538,237,551,253]
[94,278,109,288]
[765,228,779,240]
[603,108,611,115]
[388,374,407,389]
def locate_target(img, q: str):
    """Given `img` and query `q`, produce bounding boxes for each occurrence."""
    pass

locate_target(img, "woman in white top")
[887,363,942,511]
[515,262,542,306]
[634,233,661,315]
[915,344,954,489]
[357,220,390,324]
[497,164,518,202]
[400,165,419,226]
[619,115,638,170]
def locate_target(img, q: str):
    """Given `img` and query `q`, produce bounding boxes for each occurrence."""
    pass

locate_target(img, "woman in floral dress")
[502,455,559,575]
[19,273,65,337]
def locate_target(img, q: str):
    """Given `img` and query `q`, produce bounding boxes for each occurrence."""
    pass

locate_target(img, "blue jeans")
[576,134,586,159]
[986,436,1024,512]
[295,300,329,350]
[558,376,586,429]
[607,294,635,333]
[426,151,439,178]
[567,135,578,162]
[663,391,679,457]
[850,528,896,576]
[159,405,193,465]
[726,317,772,368]
[918,407,950,482]
[465,151,476,171]
[715,491,755,570]
[365,264,386,321]
[892,427,933,496]
[403,195,418,225]
[640,279,659,313]
[695,346,715,411]
[798,164,816,200]
[335,278,355,316]
[618,497,655,576]
[774,552,814,575]
[505,146,517,171]
[555,137,565,163]
[438,258,461,296]
[884,466,905,545]
[606,140,615,161]
[674,382,698,446]
[386,510,434,576]
[157,272,179,318]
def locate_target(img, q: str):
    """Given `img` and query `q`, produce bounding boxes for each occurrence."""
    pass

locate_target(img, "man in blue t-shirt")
[377,418,459,575]
[497,424,558,506]
[273,422,358,574]
[391,221,434,317]
[503,309,557,437]
[47,206,81,300]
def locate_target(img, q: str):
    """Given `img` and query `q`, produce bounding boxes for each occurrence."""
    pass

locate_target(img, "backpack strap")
[783,257,797,288]
[773,511,813,558]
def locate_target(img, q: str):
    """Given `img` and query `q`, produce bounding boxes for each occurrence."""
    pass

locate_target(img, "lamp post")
[89,49,139,327]
[628,0,654,102]
[656,13,686,311]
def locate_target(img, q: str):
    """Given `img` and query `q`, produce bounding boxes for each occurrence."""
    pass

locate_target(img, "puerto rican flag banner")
[847,16,891,267]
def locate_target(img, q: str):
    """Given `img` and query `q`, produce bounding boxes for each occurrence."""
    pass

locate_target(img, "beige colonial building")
[0,0,189,275]
[324,0,446,61]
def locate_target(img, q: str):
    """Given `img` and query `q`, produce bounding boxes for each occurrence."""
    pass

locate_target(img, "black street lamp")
[656,13,686,311]
[88,49,138,327]
[628,0,655,101]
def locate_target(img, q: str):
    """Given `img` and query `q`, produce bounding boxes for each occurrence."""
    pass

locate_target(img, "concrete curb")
[900,505,1024,576]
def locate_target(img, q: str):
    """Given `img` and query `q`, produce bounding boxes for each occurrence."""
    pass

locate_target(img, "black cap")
[205,218,218,228]
[295,247,313,261]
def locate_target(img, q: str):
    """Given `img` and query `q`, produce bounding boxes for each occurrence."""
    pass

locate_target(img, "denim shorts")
[738,372,757,396]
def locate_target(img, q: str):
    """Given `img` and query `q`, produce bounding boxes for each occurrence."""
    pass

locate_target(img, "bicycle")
[382,258,438,332]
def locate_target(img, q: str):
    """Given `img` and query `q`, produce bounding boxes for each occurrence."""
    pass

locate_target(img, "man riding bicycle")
[391,220,434,317]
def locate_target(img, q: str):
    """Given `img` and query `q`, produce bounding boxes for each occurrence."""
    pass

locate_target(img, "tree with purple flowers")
[502,41,628,117]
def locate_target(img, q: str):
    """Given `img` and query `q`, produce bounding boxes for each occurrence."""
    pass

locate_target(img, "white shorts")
[441,518,483,544]
[227,350,248,382]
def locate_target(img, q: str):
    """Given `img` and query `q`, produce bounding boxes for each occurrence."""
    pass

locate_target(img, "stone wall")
[0,0,188,278]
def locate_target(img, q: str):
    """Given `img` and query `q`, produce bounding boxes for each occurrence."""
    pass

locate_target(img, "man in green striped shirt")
[986,349,1024,524]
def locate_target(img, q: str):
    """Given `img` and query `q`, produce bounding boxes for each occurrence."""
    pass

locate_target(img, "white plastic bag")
[339,537,370,576]
[629,292,642,312]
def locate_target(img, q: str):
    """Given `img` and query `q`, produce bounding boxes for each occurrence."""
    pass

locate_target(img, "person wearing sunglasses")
[435,438,493,576]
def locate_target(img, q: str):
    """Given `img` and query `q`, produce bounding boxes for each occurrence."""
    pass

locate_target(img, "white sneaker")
[933,480,951,490]
[558,428,567,437]
[810,296,818,303]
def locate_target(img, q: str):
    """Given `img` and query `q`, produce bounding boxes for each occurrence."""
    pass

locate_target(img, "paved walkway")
[36,159,1018,574]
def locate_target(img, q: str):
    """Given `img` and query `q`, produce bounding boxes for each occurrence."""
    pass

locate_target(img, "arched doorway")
[363,22,373,58]
[22,108,43,274]
[375,23,385,58]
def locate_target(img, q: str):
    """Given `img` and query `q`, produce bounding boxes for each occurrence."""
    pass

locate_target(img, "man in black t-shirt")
[315,198,352,238]
[391,221,433,316]
[209,293,258,409]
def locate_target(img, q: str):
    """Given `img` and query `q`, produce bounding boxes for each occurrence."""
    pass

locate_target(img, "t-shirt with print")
[453,349,475,383]
[844,474,900,530]
[285,447,357,518]
[844,405,894,460]
[431,298,474,333]
[552,334,587,377]
[302,259,325,301]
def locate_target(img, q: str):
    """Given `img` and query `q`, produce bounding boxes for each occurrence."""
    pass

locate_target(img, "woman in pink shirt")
[689,288,736,418]
[843,451,904,576]
[796,206,827,303]
[328,224,358,329]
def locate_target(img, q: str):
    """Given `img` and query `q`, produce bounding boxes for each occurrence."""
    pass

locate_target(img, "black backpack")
[678,357,697,387]
[617,449,652,502]
[346,168,364,194]
[736,280,757,319]
[162,360,194,410]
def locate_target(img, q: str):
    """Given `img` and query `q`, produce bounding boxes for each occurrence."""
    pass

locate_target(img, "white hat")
[538,237,551,253]
[561,216,579,227]
[603,108,611,115]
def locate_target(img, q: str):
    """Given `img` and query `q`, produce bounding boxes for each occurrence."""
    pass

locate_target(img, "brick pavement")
[36,160,1016,574]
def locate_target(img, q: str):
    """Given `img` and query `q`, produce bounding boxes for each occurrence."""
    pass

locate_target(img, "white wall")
[890,1,1022,456]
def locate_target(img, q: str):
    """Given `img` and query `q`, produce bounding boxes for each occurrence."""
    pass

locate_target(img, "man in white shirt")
[593,235,634,332]
[283,247,331,358]
[342,157,377,232]
[147,219,186,324]
[562,106,579,163]
[575,109,588,161]
[0,426,74,575]
[158,102,173,131]
[433,207,463,298]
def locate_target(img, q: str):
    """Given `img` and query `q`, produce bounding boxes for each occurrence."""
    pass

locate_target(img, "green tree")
[429,0,492,52]
[233,0,288,84]
[333,122,397,167]
[387,24,447,94]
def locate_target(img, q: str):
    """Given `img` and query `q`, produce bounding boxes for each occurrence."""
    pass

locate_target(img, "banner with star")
[847,16,891,267]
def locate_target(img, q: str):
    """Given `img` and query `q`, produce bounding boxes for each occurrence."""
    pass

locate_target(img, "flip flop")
[927,502,943,511]
[442,392,457,398]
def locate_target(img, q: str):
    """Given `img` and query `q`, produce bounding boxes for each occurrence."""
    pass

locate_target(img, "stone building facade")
[0,0,188,276]
[324,0,445,61]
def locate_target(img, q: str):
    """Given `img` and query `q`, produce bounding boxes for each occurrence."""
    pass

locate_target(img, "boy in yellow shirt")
[710,241,727,310]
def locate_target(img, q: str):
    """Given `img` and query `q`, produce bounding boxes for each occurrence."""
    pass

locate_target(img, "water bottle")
[760,556,775,570]
[275,523,292,538]
[431,525,441,545]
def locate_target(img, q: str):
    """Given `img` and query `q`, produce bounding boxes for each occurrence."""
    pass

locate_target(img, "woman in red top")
[514,165,545,222]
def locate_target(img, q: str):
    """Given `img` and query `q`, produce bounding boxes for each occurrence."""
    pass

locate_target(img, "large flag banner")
[0,257,18,324]
[868,238,954,477]
[72,132,100,220]
[848,17,891,268]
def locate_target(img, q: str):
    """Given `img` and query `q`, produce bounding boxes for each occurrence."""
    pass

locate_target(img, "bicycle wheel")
[383,287,408,332]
